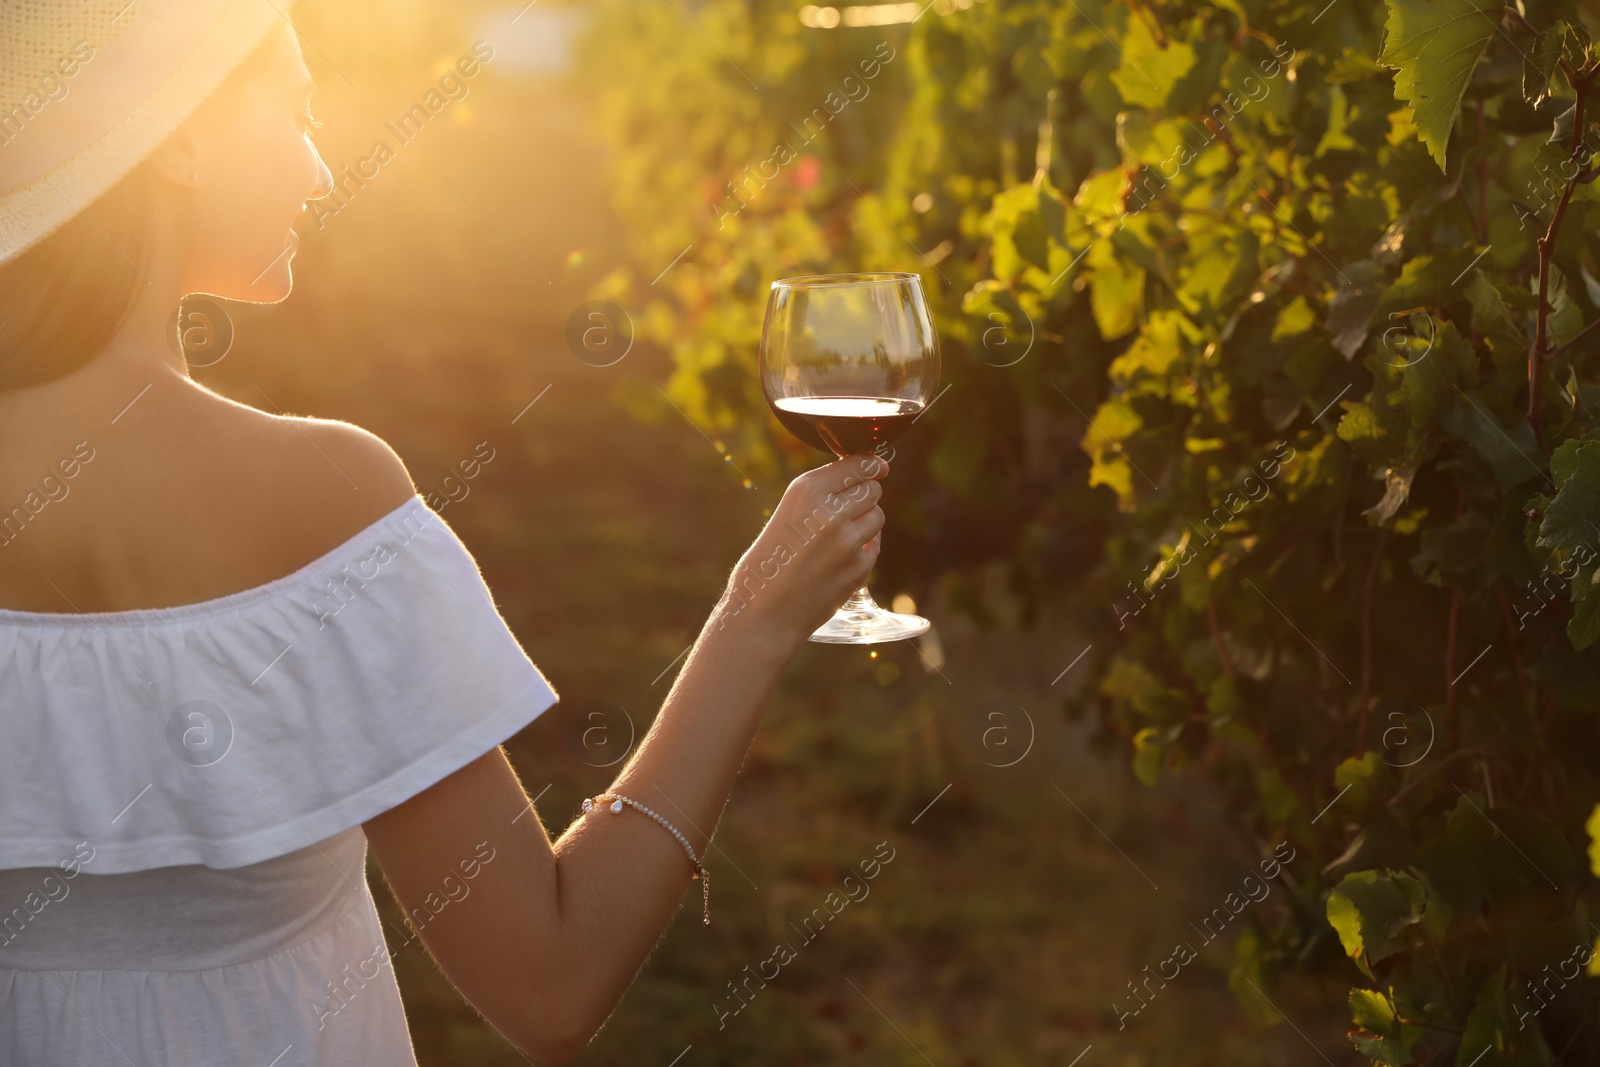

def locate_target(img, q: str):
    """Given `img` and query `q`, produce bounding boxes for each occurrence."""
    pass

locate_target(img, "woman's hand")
[711,452,889,657]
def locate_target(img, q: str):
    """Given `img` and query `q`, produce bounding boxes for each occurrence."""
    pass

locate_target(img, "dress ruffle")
[0,495,559,873]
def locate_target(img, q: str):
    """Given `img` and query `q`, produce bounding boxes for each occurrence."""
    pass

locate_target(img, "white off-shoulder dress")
[0,496,560,1065]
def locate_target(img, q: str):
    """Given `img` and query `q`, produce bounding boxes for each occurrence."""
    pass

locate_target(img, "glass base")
[808,588,930,645]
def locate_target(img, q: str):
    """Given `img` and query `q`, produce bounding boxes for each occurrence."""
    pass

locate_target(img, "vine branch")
[1549,312,1600,361]
[1355,526,1390,757]
[1503,8,1596,451]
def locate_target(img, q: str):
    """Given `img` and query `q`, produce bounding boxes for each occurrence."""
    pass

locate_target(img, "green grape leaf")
[1402,319,1476,438]
[1337,390,1409,469]
[1567,19,1595,63]
[1525,21,1594,107]
[1116,112,1190,167]
[1082,396,1142,508]
[1541,265,1587,348]
[1436,392,1544,490]
[1109,14,1196,109]
[1098,656,1190,722]
[1536,439,1600,647]
[1465,269,1529,387]
[1419,796,1576,915]
[1525,22,1572,106]
[1181,226,1260,316]
[1350,987,1396,1032]
[1586,803,1600,879]
[1109,309,1191,382]
[961,282,1035,364]
[1334,753,1396,814]
[1348,987,1418,1066]
[1088,238,1146,340]
[1110,221,1169,290]
[1568,567,1600,650]
[1537,439,1600,551]
[988,183,1049,280]
[1074,167,1129,223]
[1412,509,1499,587]
[1272,295,1317,340]
[1168,29,1229,114]
[1326,869,1427,973]
[1378,0,1499,170]
[1457,967,1557,1066]
[1316,84,1359,157]
[1324,260,1386,359]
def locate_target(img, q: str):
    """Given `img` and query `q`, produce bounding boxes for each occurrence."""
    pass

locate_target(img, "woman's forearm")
[520,456,887,1054]
[601,602,793,858]
[545,597,792,1039]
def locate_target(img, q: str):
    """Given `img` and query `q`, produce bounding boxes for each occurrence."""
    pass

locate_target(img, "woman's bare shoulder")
[266,412,419,512]
[180,381,414,509]
[179,399,422,571]
[0,383,420,613]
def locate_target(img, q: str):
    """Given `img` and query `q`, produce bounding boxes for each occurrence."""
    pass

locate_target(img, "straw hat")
[0,0,294,265]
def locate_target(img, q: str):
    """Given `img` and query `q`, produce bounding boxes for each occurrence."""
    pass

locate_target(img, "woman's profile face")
[163,22,333,303]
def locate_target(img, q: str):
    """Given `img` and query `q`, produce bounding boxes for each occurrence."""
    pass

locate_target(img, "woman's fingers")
[824,473,882,520]
[838,511,889,588]
[840,505,886,554]
[809,453,889,498]
[804,454,887,521]
[722,454,895,644]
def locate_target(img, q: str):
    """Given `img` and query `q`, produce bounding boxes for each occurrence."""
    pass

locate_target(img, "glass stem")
[839,524,885,617]
[830,515,886,621]
[839,587,880,618]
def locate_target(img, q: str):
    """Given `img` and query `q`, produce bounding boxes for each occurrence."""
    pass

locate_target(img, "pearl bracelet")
[582,791,710,926]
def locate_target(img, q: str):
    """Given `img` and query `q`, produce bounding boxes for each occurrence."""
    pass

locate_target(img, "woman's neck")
[0,229,201,458]
[94,221,194,384]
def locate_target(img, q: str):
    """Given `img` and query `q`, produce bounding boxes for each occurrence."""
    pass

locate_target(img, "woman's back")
[0,357,416,616]
[0,339,563,1065]
[0,397,560,1063]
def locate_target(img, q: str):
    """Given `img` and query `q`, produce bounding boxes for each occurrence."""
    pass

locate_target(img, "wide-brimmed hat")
[0,0,294,265]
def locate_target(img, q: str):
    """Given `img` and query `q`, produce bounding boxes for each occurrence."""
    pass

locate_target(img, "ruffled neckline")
[0,494,427,628]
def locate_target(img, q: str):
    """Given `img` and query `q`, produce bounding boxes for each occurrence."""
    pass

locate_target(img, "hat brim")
[0,0,293,265]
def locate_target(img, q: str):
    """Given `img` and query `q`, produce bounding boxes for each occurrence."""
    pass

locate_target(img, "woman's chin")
[243,266,295,304]
[229,235,300,303]
[207,254,295,304]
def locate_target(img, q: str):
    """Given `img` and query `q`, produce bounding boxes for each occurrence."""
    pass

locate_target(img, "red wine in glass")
[770,396,925,457]
[759,273,940,644]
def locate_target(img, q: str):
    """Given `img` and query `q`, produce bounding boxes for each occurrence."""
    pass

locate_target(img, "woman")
[0,3,887,1063]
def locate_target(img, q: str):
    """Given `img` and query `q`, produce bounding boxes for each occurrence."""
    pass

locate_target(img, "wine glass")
[760,272,941,644]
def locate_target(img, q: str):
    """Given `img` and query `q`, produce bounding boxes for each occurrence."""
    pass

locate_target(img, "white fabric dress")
[0,495,560,1066]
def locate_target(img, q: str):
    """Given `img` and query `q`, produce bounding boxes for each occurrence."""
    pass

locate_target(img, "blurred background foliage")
[577,0,1600,1062]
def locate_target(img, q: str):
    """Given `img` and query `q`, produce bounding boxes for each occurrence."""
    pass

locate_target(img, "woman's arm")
[364,453,888,1064]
